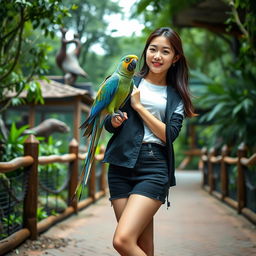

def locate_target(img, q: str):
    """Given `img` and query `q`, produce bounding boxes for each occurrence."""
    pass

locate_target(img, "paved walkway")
[7,171,256,256]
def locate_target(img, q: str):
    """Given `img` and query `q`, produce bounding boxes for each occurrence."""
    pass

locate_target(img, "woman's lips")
[152,62,162,67]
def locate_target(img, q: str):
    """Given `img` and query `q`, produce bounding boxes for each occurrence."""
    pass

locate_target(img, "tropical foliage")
[134,0,200,32]
[0,123,28,161]
[196,0,256,151]
[196,72,256,150]
[0,0,71,112]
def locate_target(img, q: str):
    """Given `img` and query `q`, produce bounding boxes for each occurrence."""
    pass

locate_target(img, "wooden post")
[74,100,81,143]
[68,138,79,213]
[28,105,36,128]
[190,124,196,148]
[201,147,207,188]
[89,160,96,201]
[208,147,216,194]
[221,145,229,201]
[23,135,39,240]
[237,143,247,214]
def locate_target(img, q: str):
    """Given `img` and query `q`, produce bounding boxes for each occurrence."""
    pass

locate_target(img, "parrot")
[73,54,138,201]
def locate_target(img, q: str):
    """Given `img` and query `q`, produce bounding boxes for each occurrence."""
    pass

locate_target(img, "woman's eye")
[163,50,170,55]
[149,48,156,52]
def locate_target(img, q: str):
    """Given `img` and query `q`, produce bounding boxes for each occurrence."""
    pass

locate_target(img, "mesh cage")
[245,166,256,213]
[38,163,70,218]
[0,168,28,240]
[213,162,221,193]
[227,164,237,201]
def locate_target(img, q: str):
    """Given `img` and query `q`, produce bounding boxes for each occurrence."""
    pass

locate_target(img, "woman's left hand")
[131,86,143,111]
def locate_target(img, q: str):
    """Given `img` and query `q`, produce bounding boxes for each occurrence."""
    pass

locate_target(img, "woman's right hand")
[111,112,128,128]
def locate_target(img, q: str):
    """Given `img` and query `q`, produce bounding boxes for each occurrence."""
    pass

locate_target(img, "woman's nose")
[154,51,161,60]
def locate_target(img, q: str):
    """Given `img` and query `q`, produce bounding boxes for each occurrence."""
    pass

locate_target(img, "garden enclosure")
[0,135,107,255]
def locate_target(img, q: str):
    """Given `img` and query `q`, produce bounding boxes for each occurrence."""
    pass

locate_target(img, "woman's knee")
[113,233,133,252]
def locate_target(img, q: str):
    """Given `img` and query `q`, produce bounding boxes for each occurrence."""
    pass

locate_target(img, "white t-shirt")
[139,78,184,146]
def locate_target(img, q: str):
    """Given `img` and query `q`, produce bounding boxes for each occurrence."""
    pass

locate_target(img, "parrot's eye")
[125,58,130,62]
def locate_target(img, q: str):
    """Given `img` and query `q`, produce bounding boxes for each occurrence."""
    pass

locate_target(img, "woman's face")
[146,36,176,76]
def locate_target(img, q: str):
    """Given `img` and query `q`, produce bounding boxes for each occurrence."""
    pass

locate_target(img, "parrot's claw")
[113,110,124,118]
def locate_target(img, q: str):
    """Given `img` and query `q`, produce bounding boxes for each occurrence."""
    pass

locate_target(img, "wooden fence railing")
[201,143,256,224]
[0,135,107,255]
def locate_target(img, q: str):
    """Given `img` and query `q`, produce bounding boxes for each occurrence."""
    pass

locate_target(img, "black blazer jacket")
[103,76,184,187]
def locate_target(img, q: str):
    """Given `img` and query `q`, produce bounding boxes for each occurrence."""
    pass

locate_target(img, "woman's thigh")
[112,196,156,256]
[114,194,162,241]
[112,198,129,221]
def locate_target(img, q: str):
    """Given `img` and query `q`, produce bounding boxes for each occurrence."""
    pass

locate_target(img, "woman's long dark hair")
[138,27,196,118]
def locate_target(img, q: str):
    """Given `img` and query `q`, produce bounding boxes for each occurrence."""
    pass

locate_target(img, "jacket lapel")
[133,76,142,87]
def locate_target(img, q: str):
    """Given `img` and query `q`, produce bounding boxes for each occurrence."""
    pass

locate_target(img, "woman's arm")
[169,112,183,143]
[130,87,167,143]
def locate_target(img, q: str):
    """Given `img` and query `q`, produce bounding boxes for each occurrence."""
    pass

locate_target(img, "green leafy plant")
[0,0,71,112]
[39,136,66,174]
[39,136,62,156]
[50,209,58,216]
[0,123,29,161]
[0,232,8,239]
[36,207,48,221]
[2,214,22,227]
[197,72,256,151]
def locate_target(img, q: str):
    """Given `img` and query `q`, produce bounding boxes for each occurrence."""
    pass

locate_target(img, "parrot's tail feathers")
[71,158,91,202]
[80,117,94,137]
[72,116,102,200]
[83,124,93,137]
[71,163,87,202]
[80,117,89,129]
[76,184,83,201]
[71,183,84,202]
[71,184,82,202]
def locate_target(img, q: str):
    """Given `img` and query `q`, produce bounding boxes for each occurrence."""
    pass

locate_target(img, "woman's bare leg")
[112,198,128,221]
[112,194,162,256]
[138,219,154,256]
[112,198,154,256]
[112,198,128,256]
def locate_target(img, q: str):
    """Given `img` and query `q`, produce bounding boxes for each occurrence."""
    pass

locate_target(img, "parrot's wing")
[89,73,120,119]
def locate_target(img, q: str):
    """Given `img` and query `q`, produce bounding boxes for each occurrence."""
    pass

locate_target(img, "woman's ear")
[173,55,180,64]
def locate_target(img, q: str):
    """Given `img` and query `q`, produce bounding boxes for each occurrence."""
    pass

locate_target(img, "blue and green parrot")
[73,54,138,201]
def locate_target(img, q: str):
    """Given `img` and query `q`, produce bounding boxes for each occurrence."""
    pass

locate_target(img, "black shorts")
[108,143,169,204]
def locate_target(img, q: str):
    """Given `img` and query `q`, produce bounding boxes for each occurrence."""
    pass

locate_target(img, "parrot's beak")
[128,59,137,72]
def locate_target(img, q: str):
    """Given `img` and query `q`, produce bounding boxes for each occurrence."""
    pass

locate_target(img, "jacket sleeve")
[169,112,184,143]
[104,114,121,133]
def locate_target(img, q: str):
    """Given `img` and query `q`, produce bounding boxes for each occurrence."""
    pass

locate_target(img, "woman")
[103,27,196,256]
